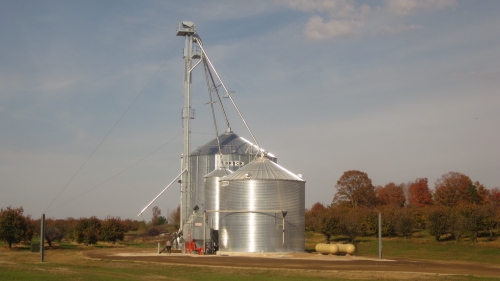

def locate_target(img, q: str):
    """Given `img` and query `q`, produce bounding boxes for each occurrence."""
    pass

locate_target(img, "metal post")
[282,216,285,244]
[378,212,382,260]
[203,211,206,254]
[281,210,287,245]
[40,214,45,262]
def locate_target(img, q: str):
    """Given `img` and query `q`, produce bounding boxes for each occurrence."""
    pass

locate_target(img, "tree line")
[0,205,181,248]
[306,170,500,244]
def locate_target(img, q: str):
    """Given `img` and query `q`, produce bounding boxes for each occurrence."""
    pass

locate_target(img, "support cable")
[203,56,231,130]
[202,56,227,167]
[194,37,263,157]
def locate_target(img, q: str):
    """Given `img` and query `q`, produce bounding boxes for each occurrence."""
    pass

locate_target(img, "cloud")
[279,0,358,18]
[304,16,363,40]
[371,23,422,35]
[277,0,370,40]
[386,0,458,16]
[277,0,459,40]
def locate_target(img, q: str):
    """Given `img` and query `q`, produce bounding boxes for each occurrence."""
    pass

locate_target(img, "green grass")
[305,230,500,264]
[1,258,497,281]
[0,250,367,281]
[2,229,500,280]
[120,241,158,248]
[352,232,500,264]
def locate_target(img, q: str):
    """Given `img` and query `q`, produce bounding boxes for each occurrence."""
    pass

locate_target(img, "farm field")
[2,232,500,281]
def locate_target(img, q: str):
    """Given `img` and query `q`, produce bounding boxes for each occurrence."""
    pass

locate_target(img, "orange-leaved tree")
[375,182,406,207]
[408,178,433,207]
[305,202,326,232]
[333,170,375,208]
[472,181,490,205]
[434,172,475,206]
[490,187,500,210]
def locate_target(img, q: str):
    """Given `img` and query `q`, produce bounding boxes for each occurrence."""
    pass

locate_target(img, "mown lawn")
[1,248,498,281]
[306,230,500,264]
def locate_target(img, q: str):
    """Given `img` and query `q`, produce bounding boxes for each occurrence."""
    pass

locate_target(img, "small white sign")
[225,161,244,166]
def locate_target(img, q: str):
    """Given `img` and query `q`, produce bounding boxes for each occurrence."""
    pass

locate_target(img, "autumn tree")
[434,172,475,206]
[396,207,416,238]
[123,219,145,232]
[483,203,499,240]
[447,207,466,240]
[426,205,450,241]
[61,217,78,241]
[337,205,374,243]
[459,203,486,243]
[100,217,126,244]
[472,181,490,205]
[305,202,326,231]
[333,170,376,208]
[408,178,433,207]
[488,188,500,236]
[151,206,167,226]
[169,205,181,229]
[152,206,161,220]
[489,187,500,209]
[74,217,101,246]
[375,183,406,207]
[379,205,399,237]
[318,206,341,244]
[0,206,32,248]
[44,219,65,247]
[445,203,486,242]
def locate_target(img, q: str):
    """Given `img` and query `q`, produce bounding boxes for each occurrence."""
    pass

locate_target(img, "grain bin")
[189,130,276,213]
[218,156,305,253]
[204,168,233,230]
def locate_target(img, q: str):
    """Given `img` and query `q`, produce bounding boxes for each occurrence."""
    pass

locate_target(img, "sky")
[1,0,499,221]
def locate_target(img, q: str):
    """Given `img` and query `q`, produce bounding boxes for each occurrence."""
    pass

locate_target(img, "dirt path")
[85,248,500,278]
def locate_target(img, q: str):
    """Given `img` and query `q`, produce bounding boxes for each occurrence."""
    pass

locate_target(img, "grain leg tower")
[174,21,305,254]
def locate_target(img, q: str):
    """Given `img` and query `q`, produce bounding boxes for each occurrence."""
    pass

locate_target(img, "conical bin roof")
[222,157,304,182]
[204,168,233,178]
[191,130,274,158]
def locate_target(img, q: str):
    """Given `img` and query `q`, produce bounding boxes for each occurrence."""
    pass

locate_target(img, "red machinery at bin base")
[185,239,204,255]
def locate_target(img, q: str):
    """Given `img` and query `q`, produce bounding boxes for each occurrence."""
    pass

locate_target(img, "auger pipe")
[137,168,187,217]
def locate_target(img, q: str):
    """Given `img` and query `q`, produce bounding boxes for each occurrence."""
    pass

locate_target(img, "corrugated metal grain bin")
[218,157,305,253]
[204,168,233,230]
[189,130,276,212]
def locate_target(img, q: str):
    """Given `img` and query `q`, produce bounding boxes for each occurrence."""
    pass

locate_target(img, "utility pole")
[378,212,382,260]
[40,214,45,262]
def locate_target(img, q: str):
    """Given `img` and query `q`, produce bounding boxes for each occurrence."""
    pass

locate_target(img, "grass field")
[306,231,500,264]
[1,230,500,281]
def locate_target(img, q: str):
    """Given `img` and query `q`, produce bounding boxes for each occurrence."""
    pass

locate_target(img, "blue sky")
[1,0,499,220]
